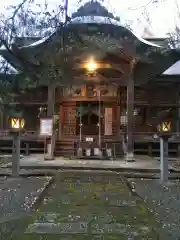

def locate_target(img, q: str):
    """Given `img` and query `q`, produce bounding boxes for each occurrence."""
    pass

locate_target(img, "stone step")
[25,221,151,235]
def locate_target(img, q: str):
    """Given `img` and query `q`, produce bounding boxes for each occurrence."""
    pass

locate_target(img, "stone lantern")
[156,118,172,183]
[9,111,25,177]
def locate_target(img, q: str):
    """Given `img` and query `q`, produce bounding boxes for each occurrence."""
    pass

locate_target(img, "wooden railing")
[132,132,180,137]
[0,130,9,137]
[0,129,180,141]
[0,129,179,156]
[0,130,45,155]
[0,130,43,139]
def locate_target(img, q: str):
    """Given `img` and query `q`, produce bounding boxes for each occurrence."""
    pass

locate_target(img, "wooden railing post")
[25,142,30,156]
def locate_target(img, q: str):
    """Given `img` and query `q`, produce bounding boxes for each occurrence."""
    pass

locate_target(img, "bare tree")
[0,0,66,90]
[167,0,180,48]
[131,0,180,47]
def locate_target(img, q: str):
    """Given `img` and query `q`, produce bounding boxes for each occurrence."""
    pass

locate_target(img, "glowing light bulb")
[86,58,97,72]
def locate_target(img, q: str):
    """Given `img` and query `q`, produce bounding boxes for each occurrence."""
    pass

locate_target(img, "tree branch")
[129,0,154,10]
[0,0,29,48]
[8,0,29,21]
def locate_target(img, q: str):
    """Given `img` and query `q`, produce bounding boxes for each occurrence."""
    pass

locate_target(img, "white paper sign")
[104,108,112,135]
[40,118,53,136]
[85,137,93,142]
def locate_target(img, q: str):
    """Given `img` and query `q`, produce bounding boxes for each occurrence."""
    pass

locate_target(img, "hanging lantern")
[133,108,140,116]
[100,84,108,95]
[101,89,108,95]
[75,88,81,95]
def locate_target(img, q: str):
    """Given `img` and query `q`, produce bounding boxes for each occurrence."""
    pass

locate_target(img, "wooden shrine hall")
[0,1,180,159]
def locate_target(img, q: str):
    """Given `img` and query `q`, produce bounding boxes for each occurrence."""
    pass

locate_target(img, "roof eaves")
[15,16,162,49]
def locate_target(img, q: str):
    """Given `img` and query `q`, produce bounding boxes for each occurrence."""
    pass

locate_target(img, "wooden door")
[62,102,76,136]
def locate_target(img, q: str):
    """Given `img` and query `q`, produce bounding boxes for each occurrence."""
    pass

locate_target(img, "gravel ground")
[169,160,180,172]
[0,155,25,167]
[0,176,51,239]
[129,178,180,239]
[0,156,12,167]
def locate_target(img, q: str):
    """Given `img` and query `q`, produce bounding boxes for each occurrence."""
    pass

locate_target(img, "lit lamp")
[10,117,25,131]
[157,120,172,137]
[85,58,97,72]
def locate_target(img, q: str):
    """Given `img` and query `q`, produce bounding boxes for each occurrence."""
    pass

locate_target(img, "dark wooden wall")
[14,87,47,104]
[118,84,178,133]
[13,84,178,106]
[119,85,177,105]
[10,84,179,134]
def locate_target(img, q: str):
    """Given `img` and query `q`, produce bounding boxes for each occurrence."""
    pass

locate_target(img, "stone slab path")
[12,172,165,239]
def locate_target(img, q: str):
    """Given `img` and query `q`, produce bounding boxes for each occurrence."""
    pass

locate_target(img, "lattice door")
[62,103,76,136]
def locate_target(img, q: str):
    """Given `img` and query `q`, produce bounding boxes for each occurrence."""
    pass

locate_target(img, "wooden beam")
[73,50,106,62]
[59,96,117,102]
[73,73,108,83]
[72,73,128,85]
[54,79,127,87]
[74,63,124,73]
[10,102,47,105]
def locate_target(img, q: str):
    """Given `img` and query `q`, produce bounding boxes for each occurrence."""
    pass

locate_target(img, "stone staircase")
[55,140,75,157]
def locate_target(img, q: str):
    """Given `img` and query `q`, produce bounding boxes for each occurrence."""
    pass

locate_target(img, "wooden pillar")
[126,76,135,161]
[146,88,153,156]
[116,105,121,136]
[12,132,21,177]
[58,104,63,140]
[45,85,55,160]
[47,85,55,117]
[125,59,136,162]
[147,107,153,156]
[176,84,180,157]
[0,107,3,129]
[176,84,180,135]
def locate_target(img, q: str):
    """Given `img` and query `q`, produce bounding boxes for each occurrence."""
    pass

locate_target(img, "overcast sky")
[0,0,178,37]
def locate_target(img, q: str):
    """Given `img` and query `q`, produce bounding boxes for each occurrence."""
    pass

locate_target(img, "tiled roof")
[17,15,161,49]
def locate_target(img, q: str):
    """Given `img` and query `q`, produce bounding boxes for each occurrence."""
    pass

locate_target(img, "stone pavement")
[3,154,175,172]
[0,176,51,240]
[12,171,165,239]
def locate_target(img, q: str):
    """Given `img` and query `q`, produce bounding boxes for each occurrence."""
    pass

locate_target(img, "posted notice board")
[40,118,53,136]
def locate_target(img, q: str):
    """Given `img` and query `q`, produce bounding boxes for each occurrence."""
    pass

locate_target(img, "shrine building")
[0,1,180,159]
